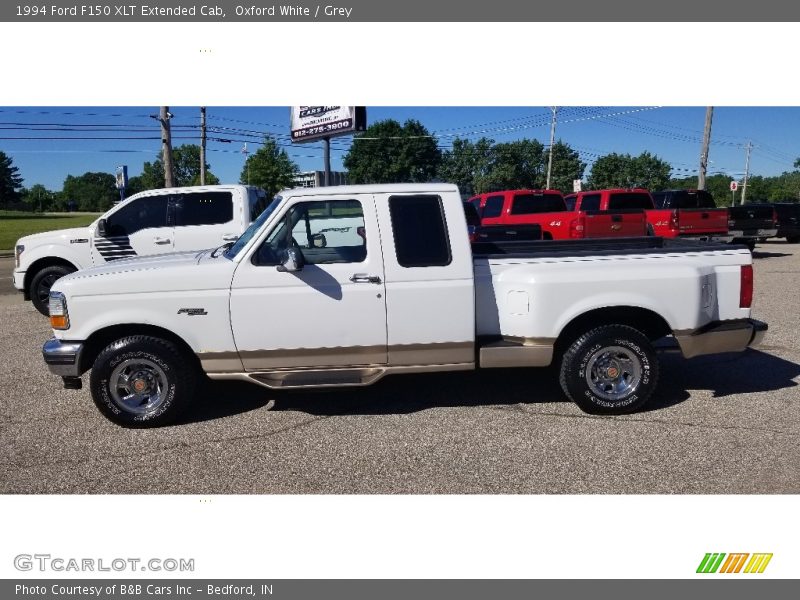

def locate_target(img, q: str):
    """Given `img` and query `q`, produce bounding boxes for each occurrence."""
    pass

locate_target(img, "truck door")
[171,189,241,251]
[373,192,475,367]
[229,194,388,370]
[91,194,174,264]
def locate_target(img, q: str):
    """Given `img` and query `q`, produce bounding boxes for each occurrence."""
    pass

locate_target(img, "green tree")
[62,172,118,212]
[547,141,587,193]
[0,150,23,207]
[139,144,220,189]
[20,184,57,212]
[438,137,494,197]
[240,137,298,197]
[476,139,547,192]
[588,152,671,190]
[439,138,585,195]
[344,119,441,183]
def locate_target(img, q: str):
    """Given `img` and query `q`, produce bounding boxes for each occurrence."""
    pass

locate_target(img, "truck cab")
[13,184,267,314]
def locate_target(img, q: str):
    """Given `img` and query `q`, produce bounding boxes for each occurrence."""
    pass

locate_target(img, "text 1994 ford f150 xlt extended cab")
[41,184,767,427]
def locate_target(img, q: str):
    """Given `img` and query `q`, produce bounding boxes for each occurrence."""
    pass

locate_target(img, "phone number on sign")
[293,119,354,139]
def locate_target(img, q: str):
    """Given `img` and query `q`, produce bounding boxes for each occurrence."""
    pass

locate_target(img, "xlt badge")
[177,308,208,316]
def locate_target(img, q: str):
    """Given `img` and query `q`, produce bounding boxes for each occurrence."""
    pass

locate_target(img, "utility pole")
[200,106,207,186]
[323,137,331,186]
[698,106,714,190]
[159,106,175,187]
[741,140,752,205]
[242,143,250,185]
[545,106,558,190]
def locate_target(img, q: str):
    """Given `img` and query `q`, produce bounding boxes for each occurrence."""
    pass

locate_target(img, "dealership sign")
[290,106,367,142]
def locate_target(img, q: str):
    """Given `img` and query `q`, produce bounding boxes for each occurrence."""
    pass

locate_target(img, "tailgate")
[582,209,648,238]
[678,208,729,235]
[729,205,776,233]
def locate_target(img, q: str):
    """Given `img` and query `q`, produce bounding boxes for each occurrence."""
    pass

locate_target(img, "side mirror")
[276,246,305,273]
[96,218,107,237]
[310,233,327,248]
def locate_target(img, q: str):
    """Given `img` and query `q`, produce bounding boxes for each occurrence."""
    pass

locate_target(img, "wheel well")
[554,306,671,356]
[24,257,78,293]
[542,231,553,240]
[78,324,200,374]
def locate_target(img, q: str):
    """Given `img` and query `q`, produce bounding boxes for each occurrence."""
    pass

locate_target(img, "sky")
[1,106,798,191]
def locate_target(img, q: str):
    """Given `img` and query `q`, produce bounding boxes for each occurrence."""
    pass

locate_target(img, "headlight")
[48,291,70,330]
[15,244,24,268]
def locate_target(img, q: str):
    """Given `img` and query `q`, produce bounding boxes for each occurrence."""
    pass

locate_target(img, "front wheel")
[90,335,196,427]
[30,264,76,315]
[559,325,659,414]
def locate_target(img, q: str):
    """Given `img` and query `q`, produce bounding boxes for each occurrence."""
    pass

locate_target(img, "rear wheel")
[559,325,659,414]
[90,335,196,427]
[30,264,76,315]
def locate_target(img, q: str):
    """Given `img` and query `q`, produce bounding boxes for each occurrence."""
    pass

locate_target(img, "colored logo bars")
[697,553,773,574]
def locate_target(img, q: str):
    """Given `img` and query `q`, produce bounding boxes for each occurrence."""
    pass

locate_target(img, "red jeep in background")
[469,189,646,240]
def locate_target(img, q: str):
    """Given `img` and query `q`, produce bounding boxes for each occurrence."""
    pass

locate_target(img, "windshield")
[224,195,282,259]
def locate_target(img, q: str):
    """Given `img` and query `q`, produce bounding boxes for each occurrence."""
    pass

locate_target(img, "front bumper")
[674,319,767,359]
[13,269,25,292]
[42,338,85,377]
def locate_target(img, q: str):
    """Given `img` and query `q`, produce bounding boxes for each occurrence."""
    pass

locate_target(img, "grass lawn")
[0,211,100,252]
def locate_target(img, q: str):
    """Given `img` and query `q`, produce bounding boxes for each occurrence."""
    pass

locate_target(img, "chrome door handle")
[153,238,171,245]
[350,273,382,284]
[222,234,239,242]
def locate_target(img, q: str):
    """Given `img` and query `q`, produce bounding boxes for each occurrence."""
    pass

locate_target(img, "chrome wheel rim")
[585,345,641,402]
[109,358,169,416]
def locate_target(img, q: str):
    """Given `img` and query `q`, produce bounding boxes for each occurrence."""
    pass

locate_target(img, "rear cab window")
[607,192,654,210]
[389,195,452,267]
[578,193,601,211]
[510,193,565,214]
[175,191,233,226]
[482,195,504,218]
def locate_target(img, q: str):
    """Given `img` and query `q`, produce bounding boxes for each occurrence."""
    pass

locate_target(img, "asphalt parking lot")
[1,246,799,494]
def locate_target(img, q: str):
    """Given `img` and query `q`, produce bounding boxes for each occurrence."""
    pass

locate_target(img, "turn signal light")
[740,264,753,308]
[50,315,69,329]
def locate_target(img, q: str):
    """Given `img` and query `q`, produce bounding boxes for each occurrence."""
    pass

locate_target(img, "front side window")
[389,195,451,268]
[175,192,233,226]
[105,196,169,236]
[255,199,367,265]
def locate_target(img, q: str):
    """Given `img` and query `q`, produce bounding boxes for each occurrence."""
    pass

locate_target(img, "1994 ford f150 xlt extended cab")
[42,184,767,427]
[13,184,269,315]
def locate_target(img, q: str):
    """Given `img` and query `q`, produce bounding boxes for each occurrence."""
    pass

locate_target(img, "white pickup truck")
[13,184,269,314]
[42,183,767,427]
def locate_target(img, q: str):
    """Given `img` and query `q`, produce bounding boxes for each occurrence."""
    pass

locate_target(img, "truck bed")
[471,236,744,260]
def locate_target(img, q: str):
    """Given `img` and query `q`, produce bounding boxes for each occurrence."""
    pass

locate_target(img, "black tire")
[29,264,76,315]
[90,335,196,427]
[559,324,659,415]
[786,236,800,244]
[646,223,655,237]
[745,239,757,252]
